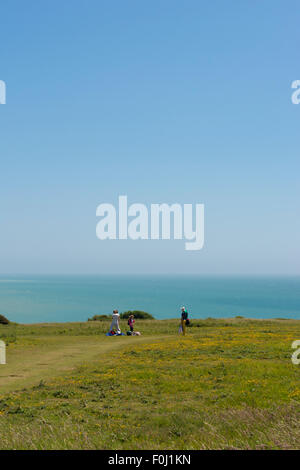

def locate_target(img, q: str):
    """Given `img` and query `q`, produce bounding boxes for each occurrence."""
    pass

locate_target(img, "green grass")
[0,318,300,449]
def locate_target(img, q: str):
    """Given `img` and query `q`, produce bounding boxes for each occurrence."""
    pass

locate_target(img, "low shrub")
[88,315,110,321]
[0,315,9,325]
[120,311,154,320]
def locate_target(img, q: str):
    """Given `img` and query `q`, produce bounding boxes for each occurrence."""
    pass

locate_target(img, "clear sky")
[0,0,299,275]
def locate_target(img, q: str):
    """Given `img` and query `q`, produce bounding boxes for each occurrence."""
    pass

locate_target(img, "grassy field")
[0,318,300,449]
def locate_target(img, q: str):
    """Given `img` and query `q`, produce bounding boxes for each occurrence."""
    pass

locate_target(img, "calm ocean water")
[0,275,299,324]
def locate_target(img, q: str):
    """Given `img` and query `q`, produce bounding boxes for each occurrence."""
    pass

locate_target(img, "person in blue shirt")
[180,306,188,335]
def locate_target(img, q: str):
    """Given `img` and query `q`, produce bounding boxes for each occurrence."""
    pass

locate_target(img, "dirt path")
[0,335,161,394]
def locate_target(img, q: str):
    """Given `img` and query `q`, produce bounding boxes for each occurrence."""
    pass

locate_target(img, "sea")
[0,275,299,324]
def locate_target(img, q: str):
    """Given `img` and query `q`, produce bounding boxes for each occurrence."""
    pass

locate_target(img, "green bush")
[120,311,154,320]
[88,315,110,321]
[0,315,9,325]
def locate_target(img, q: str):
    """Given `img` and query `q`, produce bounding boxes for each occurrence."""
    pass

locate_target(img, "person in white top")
[109,309,121,334]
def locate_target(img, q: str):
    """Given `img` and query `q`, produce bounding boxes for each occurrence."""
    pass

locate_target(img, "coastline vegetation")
[0,314,10,325]
[88,311,154,321]
[0,317,299,449]
[119,311,154,320]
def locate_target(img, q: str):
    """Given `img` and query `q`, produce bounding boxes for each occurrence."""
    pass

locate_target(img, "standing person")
[180,306,188,336]
[109,309,121,334]
[128,314,135,332]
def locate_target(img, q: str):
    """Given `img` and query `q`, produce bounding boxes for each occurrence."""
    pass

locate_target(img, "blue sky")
[0,0,299,274]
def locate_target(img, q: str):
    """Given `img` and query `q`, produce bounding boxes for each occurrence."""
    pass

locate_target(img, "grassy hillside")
[0,318,300,449]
